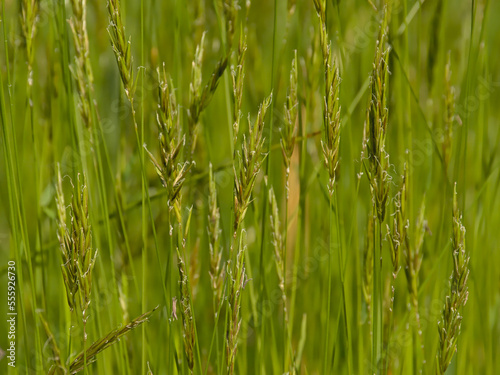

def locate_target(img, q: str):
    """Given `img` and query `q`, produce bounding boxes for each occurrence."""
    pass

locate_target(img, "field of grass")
[1,0,499,374]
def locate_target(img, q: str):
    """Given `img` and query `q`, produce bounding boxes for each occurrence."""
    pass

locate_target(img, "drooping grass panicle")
[233,94,272,233]
[69,0,94,129]
[231,34,247,148]
[107,0,137,102]
[437,184,469,374]
[69,306,159,374]
[208,163,224,305]
[281,50,299,197]
[363,5,391,222]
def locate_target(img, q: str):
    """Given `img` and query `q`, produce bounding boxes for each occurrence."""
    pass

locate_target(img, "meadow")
[0,0,499,374]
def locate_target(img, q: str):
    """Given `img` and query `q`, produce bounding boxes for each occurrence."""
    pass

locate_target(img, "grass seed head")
[226,231,248,375]
[69,0,94,129]
[208,163,224,305]
[269,187,286,295]
[21,0,38,76]
[437,183,469,374]
[233,94,272,232]
[107,0,136,100]
[223,0,238,47]
[146,65,191,206]
[188,34,229,155]
[314,0,342,194]
[363,4,391,222]
[281,51,299,179]
[231,34,247,147]
[69,306,159,374]
[56,167,97,316]
[55,167,97,347]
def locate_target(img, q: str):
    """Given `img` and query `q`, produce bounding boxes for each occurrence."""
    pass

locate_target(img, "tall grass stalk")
[107,2,167,371]
[226,94,271,374]
[1,9,32,371]
[280,50,298,372]
[313,0,352,372]
[362,5,391,372]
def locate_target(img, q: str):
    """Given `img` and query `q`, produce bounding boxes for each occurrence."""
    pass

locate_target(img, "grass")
[1,0,499,374]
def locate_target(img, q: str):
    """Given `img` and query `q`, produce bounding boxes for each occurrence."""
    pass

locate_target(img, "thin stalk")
[288,79,307,361]
[2,5,44,370]
[334,188,353,374]
[0,11,30,371]
[257,0,278,368]
[373,217,383,374]
[283,188,289,371]
[323,192,334,374]
[141,0,147,372]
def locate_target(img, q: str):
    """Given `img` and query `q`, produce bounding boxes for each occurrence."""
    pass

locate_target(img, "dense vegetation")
[1,0,499,374]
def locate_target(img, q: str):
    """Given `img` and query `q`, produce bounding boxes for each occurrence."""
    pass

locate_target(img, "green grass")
[1,0,499,374]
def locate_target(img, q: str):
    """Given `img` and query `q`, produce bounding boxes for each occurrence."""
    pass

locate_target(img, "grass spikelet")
[188,34,229,155]
[226,230,247,375]
[177,223,196,371]
[145,61,198,372]
[55,166,97,337]
[281,50,299,197]
[233,94,272,233]
[387,162,426,371]
[208,163,224,305]
[314,0,342,194]
[231,34,247,148]
[226,94,271,374]
[21,0,38,84]
[146,64,191,205]
[69,306,159,374]
[69,0,93,128]
[269,187,286,307]
[363,6,391,223]
[437,184,469,374]
[222,0,238,48]
[107,0,137,102]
